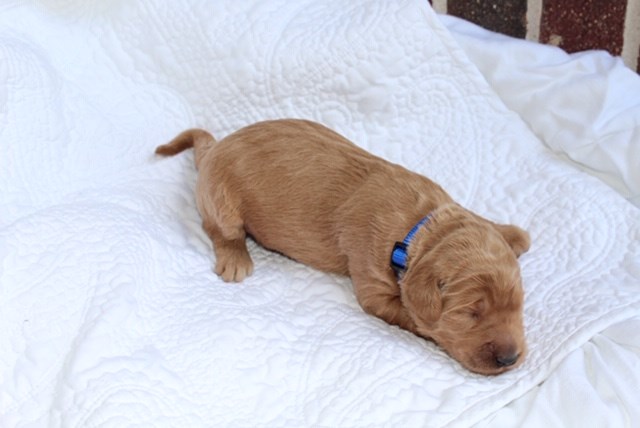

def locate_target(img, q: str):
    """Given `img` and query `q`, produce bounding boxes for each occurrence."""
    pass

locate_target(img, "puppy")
[156,119,530,375]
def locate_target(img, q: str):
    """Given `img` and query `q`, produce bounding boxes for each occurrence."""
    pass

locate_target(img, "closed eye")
[468,299,486,320]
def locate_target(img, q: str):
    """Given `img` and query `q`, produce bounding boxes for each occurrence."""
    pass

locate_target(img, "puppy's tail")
[155,128,216,169]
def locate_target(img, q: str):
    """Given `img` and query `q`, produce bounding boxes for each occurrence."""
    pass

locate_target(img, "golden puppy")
[156,119,530,375]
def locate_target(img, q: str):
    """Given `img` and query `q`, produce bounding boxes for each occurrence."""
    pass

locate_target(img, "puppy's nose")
[495,353,519,367]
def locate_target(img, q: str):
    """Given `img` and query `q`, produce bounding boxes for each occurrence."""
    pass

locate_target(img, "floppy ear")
[399,255,443,326]
[493,224,531,257]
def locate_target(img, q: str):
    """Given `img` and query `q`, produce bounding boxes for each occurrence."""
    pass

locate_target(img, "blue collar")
[390,214,433,276]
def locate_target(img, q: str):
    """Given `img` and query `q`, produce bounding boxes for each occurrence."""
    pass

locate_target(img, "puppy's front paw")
[214,252,254,282]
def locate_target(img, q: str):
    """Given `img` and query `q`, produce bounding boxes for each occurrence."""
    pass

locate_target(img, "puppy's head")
[399,206,529,375]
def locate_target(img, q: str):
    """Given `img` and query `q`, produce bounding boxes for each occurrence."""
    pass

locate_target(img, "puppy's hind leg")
[203,218,254,282]
[197,170,253,282]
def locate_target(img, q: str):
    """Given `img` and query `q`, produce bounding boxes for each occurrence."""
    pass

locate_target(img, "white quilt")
[439,14,640,208]
[1,1,639,427]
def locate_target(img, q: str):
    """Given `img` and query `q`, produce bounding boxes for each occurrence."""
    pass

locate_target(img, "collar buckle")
[391,241,409,275]
[390,214,433,278]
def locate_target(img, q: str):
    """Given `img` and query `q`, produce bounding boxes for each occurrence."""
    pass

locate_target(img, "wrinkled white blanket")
[1,1,639,427]
[440,15,640,208]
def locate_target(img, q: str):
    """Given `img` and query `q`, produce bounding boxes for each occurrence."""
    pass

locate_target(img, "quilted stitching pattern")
[1,1,639,426]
